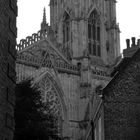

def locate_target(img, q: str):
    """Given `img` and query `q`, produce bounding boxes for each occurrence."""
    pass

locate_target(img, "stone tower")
[50,0,120,65]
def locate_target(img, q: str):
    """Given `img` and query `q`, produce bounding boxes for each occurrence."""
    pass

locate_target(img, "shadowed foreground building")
[85,38,140,140]
[0,0,17,139]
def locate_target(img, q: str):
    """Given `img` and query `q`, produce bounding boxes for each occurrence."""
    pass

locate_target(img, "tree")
[14,79,58,140]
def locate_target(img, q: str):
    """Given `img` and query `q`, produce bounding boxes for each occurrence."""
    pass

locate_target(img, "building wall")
[0,0,17,139]
[103,53,140,140]
[58,73,80,139]
[85,89,105,140]
[58,69,109,139]
[16,63,37,83]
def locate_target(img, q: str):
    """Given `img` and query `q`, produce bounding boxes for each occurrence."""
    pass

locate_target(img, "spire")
[43,7,46,23]
[41,7,48,31]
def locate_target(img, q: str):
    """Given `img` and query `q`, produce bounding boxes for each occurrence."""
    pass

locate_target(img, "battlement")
[16,30,48,52]
[16,28,71,61]
[123,37,140,58]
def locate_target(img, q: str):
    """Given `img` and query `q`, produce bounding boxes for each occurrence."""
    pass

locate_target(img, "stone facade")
[16,0,120,140]
[0,0,17,139]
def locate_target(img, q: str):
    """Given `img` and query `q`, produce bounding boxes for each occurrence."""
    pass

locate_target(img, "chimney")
[137,39,140,46]
[123,37,139,58]
[126,39,130,48]
[131,37,136,47]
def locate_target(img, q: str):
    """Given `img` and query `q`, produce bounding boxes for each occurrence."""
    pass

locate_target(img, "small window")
[63,12,70,44]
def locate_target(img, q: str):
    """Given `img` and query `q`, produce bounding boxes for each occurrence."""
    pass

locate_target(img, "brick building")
[0,0,17,139]
[85,38,140,140]
[104,38,140,140]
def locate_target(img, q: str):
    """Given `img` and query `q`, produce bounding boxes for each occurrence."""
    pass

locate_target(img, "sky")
[17,0,50,42]
[17,0,140,52]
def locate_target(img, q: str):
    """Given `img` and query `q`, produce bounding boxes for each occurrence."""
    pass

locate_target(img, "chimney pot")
[137,39,140,46]
[131,37,136,47]
[126,39,130,48]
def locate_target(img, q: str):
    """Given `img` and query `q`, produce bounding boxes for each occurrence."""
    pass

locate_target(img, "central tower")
[50,0,120,65]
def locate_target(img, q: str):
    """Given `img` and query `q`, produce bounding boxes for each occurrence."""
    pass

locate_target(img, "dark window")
[62,12,71,60]
[98,45,101,57]
[88,10,101,56]
[88,42,92,54]
[93,44,96,56]
[97,27,100,41]
[91,121,95,140]
[63,12,70,44]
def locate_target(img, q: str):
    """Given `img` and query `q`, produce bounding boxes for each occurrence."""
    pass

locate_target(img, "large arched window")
[39,74,64,137]
[88,10,101,57]
[63,12,70,44]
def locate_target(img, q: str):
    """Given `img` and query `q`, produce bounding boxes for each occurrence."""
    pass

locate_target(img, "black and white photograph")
[0,0,140,140]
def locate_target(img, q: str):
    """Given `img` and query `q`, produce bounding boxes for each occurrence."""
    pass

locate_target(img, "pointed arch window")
[62,12,72,60]
[88,10,101,57]
[63,12,70,44]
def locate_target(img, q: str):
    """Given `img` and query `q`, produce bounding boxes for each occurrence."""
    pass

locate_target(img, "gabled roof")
[16,30,70,64]
[103,47,140,94]
[110,57,131,77]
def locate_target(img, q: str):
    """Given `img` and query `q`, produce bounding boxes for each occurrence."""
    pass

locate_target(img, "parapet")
[16,30,48,52]
[123,37,140,58]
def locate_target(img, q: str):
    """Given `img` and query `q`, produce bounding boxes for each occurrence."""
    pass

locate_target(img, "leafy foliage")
[14,79,59,140]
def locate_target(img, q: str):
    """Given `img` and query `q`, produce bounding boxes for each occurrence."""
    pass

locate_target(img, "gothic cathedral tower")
[49,0,120,65]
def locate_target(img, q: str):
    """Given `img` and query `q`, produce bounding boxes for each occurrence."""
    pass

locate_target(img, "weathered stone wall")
[58,73,80,139]
[16,63,37,83]
[0,0,17,139]
[50,0,120,64]
[58,69,109,140]
[104,55,140,140]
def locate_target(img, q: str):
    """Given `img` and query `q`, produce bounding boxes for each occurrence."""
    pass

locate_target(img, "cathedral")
[16,0,120,140]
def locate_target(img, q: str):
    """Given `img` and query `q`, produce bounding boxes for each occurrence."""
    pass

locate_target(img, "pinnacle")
[43,7,46,23]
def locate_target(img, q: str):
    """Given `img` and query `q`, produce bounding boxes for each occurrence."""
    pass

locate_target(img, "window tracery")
[39,75,63,135]
[88,10,101,57]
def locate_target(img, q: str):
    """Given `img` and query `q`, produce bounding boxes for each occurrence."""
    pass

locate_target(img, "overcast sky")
[17,0,140,52]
